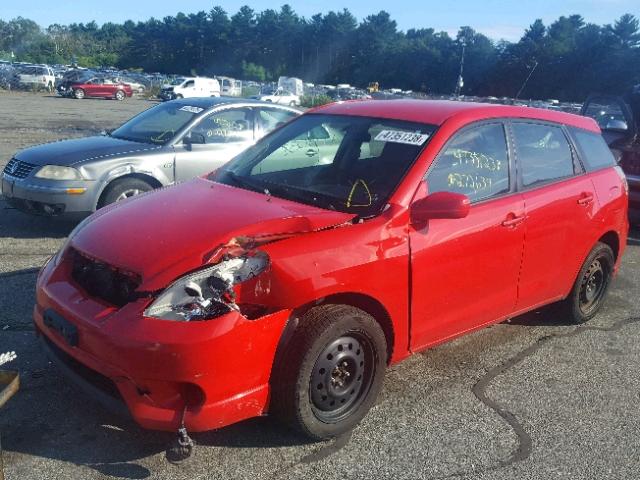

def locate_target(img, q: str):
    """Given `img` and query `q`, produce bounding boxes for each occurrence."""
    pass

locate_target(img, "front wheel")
[73,88,85,99]
[98,177,154,208]
[271,305,387,440]
[560,242,615,324]
[114,89,125,101]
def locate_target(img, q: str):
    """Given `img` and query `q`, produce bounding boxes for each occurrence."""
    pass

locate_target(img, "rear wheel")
[175,94,183,99]
[98,177,154,208]
[560,242,614,324]
[271,305,387,440]
[73,88,85,99]
[289,100,296,106]
[115,90,125,101]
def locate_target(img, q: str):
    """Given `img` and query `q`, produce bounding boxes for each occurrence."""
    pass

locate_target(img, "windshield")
[212,114,435,216]
[170,77,186,86]
[111,102,204,144]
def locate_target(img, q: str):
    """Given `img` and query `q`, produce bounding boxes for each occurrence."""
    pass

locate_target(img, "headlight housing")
[35,165,83,180]
[144,252,269,321]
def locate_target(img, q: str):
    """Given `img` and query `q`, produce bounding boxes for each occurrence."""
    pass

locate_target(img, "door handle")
[501,214,526,228]
[306,149,317,157]
[577,193,594,205]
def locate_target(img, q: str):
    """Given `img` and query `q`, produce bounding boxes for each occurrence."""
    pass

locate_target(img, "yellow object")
[66,188,87,195]
[367,82,379,93]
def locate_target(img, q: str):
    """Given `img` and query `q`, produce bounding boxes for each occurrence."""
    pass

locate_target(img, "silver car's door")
[173,107,255,182]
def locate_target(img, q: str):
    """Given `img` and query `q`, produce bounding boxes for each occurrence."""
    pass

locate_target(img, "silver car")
[1,98,300,218]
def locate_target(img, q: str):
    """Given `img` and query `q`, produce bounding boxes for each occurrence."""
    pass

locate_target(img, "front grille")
[3,158,38,179]
[70,248,142,307]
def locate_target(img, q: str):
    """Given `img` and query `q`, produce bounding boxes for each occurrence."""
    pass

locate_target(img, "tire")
[98,177,154,208]
[560,242,615,324]
[289,101,296,106]
[115,90,125,101]
[271,304,387,440]
[73,88,85,99]
[175,94,183,99]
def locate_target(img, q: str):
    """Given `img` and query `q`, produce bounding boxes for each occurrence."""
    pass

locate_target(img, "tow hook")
[165,404,194,464]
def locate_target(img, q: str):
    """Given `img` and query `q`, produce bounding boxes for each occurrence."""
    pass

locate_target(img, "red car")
[69,76,133,100]
[35,100,628,442]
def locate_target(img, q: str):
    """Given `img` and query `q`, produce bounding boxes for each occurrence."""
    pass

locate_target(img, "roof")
[170,97,299,111]
[311,99,599,132]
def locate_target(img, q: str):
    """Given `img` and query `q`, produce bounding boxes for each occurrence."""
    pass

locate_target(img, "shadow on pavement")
[0,200,78,239]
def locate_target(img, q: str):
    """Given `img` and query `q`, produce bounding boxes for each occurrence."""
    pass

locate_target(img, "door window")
[569,127,617,171]
[257,108,298,133]
[190,108,254,144]
[426,123,510,202]
[183,80,194,88]
[512,123,575,187]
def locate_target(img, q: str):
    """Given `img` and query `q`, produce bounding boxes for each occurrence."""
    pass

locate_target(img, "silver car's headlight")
[35,165,83,180]
[144,252,269,321]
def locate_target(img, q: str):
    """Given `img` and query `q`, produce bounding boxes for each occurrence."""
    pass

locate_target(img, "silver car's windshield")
[213,114,436,216]
[111,102,203,144]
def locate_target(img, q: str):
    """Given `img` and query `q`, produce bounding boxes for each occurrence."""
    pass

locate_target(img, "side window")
[190,108,253,144]
[257,108,298,134]
[569,127,616,171]
[512,123,574,187]
[183,80,195,88]
[583,98,628,130]
[426,123,510,202]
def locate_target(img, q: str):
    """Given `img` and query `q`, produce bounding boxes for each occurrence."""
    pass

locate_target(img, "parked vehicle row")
[10,99,627,444]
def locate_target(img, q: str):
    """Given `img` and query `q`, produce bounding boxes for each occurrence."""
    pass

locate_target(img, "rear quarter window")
[569,127,616,171]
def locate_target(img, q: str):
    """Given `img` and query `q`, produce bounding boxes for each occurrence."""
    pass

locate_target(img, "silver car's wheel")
[98,177,154,208]
[116,189,141,201]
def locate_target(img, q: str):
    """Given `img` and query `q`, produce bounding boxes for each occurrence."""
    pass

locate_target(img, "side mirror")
[410,191,470,224]
[604,119,628,132]
[184,132,206,145]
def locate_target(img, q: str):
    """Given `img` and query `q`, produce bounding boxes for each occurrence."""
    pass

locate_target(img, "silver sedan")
[1,98,300,218]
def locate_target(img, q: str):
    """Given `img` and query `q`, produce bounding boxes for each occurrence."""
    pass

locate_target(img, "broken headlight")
[144,252,269,321]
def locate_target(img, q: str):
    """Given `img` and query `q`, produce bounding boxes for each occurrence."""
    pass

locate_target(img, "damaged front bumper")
[34,257,290,432]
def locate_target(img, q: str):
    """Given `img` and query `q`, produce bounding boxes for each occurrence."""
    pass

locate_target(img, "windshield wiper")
[225,171,269,195]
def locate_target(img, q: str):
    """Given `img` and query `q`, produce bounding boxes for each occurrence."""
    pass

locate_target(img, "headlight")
[35,165,83,180]
[144,252,269,321]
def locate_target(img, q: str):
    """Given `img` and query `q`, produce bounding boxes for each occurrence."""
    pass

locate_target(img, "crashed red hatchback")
[35,100,628,440]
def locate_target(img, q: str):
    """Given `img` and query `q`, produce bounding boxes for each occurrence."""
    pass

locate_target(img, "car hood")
[70,178,355,290]
[14,136,161,167]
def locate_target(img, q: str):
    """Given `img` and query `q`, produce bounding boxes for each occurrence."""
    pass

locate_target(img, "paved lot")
[1,92,639,480]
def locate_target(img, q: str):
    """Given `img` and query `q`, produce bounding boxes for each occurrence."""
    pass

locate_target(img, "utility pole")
[455,41,466,98]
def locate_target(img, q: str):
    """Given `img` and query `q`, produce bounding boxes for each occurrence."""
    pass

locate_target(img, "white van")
[159,76,220,100]
[18,65,55,91]
[217,76,242,96]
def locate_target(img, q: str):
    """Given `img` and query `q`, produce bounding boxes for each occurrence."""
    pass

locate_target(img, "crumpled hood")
[70,178,355,290]
[15,136,161,167]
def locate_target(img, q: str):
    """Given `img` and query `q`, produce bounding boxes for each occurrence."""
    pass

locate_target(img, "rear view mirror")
[604,119,628,132]
[184,132,206,145]
[410,191,470,224]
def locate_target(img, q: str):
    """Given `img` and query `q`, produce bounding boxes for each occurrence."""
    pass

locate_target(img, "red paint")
[34,100,629,433]
[70,80,133,99]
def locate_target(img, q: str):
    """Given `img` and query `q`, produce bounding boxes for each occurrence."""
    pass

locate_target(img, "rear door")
[410,122,526,349]
[174,107,255,181]
[511,121,599,311]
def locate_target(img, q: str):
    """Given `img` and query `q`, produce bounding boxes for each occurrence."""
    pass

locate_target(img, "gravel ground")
[0,92,639,480]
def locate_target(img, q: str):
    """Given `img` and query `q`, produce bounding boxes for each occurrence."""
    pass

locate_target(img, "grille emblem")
[8,161,18,175]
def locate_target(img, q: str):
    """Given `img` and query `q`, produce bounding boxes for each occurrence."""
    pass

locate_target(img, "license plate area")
[44,309,79,347]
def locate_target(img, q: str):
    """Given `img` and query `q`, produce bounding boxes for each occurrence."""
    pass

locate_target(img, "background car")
[258,88,300,106]
[68,77,133,100]
[1,98,300,217]
[17,65,55,91]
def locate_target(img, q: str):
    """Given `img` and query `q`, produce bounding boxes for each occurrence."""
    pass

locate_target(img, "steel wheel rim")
[116,91,124,100]
[116,189,141,201]
[310,333,375,423]
[75,90,84,99]
[579,258,607,314]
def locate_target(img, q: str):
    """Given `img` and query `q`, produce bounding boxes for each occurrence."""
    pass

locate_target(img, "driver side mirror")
[184,132,206,145]
[410,191,470,224]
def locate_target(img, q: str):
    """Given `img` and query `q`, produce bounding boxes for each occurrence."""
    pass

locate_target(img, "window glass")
[512,123,574,187]
[570,127,616,171]
[257,108,298,133]
[427,123,510,202]
[190,108,253,144]
[183,80,194,88]
[583,98,627,129]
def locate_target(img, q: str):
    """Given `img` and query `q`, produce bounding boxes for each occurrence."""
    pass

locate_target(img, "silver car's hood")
[14,136,162,167]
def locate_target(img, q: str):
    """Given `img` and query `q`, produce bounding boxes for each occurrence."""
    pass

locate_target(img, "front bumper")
[34,256,290,432]
[1,172,97,217]
[158,90,175,101]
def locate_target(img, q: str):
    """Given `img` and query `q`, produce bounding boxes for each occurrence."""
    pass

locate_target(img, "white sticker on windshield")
[179,105,204,114]
[374,130,429,146]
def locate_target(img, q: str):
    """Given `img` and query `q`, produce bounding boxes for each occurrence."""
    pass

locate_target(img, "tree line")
[1,6,639,101]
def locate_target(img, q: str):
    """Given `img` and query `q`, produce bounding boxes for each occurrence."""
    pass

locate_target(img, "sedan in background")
[1,98,300,218]
[65,77,133,100]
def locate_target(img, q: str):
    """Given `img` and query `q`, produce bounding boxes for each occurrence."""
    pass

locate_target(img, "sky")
[2,0,639,41]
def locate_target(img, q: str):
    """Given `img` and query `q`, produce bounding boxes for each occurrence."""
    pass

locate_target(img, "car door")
[410,122,525,349]
[510,121,599,311]
[173,107,255,181]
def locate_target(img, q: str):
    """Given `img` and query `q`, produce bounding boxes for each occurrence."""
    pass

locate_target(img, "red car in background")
[35,100,628,444]
[68,76,133,100]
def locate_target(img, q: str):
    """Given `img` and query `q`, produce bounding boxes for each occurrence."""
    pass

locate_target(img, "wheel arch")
[95,172,163,209]
[598,230,620,261]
